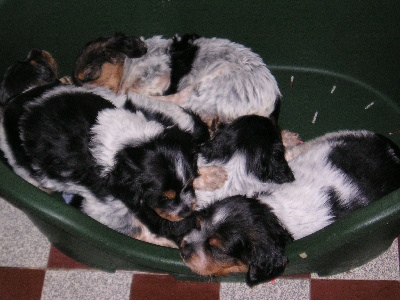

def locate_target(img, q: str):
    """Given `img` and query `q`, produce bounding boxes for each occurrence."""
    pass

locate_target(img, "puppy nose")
[180,240,194,260]
[179,190,196,217]
[178,204,193,219]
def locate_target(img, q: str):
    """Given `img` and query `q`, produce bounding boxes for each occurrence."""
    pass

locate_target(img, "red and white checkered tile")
[1,197,399,300]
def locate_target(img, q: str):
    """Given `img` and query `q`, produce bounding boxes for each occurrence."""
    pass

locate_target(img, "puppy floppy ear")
[246,140,294,184]
[107,32,147,58]
[243,202,293,287]
[106,147,145,210]
[245,241,289,287]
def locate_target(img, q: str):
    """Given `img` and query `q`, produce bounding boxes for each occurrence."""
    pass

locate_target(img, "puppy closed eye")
[195,217,202,230]
[208,237,224,252]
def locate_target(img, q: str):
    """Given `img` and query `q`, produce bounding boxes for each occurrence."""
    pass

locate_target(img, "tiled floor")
[1,196,399,300]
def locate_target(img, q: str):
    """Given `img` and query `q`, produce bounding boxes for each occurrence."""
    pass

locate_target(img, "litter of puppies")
[0,32,399,287]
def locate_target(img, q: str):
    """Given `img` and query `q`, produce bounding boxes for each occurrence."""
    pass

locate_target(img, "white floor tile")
[220,279,310,300]
[41,270,133,300]
[0,197,51,268]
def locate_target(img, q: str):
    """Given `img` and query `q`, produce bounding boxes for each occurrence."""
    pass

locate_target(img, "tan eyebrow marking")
[162,190,176,200]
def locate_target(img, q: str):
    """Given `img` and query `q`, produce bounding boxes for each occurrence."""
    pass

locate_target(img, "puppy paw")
[194,166,228,191]
[281,130,303,148]
[38,186,54,194]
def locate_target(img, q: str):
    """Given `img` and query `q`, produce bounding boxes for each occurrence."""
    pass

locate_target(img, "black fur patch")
[20,92,115,194]
[164,34,200,95]
[107,127,197,211]
[325,187,365,220]
[2,82,61,173]
[0,49,58,105]
[136,204,196,244]
[200,115,294,183]
[328,133,400,202]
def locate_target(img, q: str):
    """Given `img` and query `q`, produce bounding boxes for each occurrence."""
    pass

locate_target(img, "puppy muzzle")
[179,240,194,260]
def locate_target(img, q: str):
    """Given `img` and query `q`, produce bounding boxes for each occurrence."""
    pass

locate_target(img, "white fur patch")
[195,153,268,208]
[90,108,164,176]
[178,37,281,122]
[81,194,137,235]
[121,36,281,123]
[120,36,172,96]
[196,130,377,239]
[260,142,359,239]
[126,92,196,133]
[211,206,230,226]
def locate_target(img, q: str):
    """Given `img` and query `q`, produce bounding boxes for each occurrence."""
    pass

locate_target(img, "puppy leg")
[152,86,193,105]
[193,166,228,191]
[17,175,54,194]
[131,218,178,248]
[38,186,54,194]
[281,130,303,148]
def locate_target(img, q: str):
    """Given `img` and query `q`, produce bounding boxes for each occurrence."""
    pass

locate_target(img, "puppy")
[0,49,59,106]
[0,50,210,247]
[74,33,282,127]
[0,49,63,172]
[74,32,147,93]
[195,115,295,207]
[180,130,400,286]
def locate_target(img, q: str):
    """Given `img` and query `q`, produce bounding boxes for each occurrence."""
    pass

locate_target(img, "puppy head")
[180,196,293,286]
[118,36,173,96]
[0,49,58,105]
[201,115,294,184]
[108,127,198,221]
[74,32,147,92]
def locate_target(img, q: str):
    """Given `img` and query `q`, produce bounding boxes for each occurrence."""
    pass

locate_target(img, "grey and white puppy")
[75,34,282,127]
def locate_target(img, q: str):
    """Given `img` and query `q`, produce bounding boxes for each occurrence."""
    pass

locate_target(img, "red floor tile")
[130,274,220,300]
[311,279,400,300]
[0,268,45,300]
[47,246,91,269]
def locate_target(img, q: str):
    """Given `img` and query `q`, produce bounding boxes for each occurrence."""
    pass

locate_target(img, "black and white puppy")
[195,115,295,206]
[74,33,282,127]
[181,129,400,286]
[0,49,210,247]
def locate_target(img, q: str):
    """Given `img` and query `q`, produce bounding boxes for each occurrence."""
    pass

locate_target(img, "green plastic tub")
[0,1,399,282]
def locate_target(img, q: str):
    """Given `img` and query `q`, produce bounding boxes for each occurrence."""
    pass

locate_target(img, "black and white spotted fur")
[0,54,209,246]
[181,122,400,286]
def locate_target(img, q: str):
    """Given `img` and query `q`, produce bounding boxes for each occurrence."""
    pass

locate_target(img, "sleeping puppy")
[0,50,211,247]
[0,49,59,106]
[0,49,64,171]
[181,130,400,286]
[74,33,282,127]
[195,115,295,207]
[74,32,147,93]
